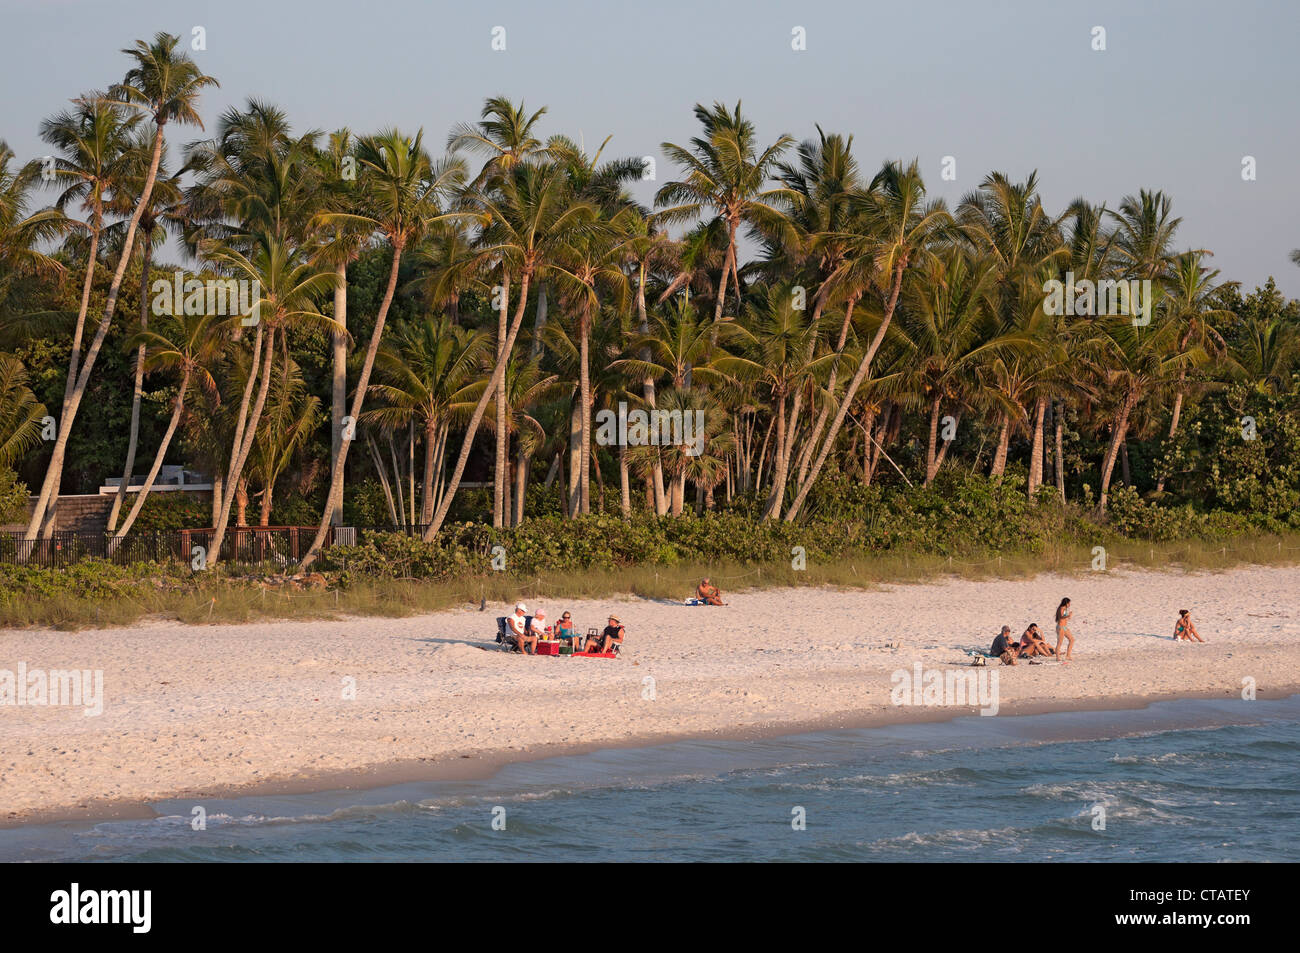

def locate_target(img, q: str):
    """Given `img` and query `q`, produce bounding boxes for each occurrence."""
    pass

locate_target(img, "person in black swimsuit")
[585,615,625,654]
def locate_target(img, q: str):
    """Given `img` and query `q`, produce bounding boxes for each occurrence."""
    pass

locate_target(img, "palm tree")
[104,133,188,532]
[1155,251,1235,491]
[447,96,550,186]
[551,216,629,515]
[614,297,736,513]
[311,128,371,526]
[366,316,491,523]
[656,101,795,321]
[107,310,222,550]
[248,355,321,526]
[298,130,468,568]
[205,233,335,564]
[0,142,67,310]
[448,98,553,525]
[1076,313,1204,511]
[956,171,1065,492]
[39,94,136,412]
[786,160,953,520]
[889,248,1016,485]
[0,355,47,468]
[25,32,216,545]
[1109,189,1184,281]
[720,283,827,518]
[420,161,597,541]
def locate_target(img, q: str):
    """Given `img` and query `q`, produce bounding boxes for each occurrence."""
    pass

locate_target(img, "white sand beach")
[2,565,1298,825]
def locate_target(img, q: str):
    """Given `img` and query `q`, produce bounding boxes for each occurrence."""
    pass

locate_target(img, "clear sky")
[3,0,1297,296]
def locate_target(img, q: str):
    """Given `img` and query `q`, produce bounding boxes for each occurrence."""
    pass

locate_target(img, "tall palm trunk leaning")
[24,33,215,550]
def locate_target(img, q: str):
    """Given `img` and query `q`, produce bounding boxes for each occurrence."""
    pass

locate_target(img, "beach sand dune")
[2,566,1297,825]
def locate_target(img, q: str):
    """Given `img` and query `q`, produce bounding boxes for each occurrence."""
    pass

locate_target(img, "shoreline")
[4,685,1296,830]
[3,565,1298,831]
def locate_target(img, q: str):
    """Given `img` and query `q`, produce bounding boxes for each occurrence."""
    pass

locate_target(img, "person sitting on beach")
[1173,609,1205,642]
[585,615,625,654]
[530,609,551,641]
[1020,623,1055,658]
[556,611,577,647]
[508,603,537,655]
[697,578,725,606]
[990,625,1019,665]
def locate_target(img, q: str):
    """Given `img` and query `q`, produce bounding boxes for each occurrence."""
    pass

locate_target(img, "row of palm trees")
[0,32,1296,569]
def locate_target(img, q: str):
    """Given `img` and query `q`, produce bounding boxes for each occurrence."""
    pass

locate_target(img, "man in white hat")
[508,602,537,655]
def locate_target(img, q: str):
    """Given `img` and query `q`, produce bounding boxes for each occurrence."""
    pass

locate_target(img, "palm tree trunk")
[567,399,581,517]
[421,417,436,523]
[431,423,449,518]
[637,266,665,514]
[925,396,942,485]
[388,432,406,529]
[367,433,398,525]
[493,270,510,527]
[990,413,1011,477]
[1054,401,1066,499]
[513,447,529,527]
[424,269,535,539]
[107,233,154,532]
[24,123,165,547]
[712,219,739,321]
[762,392,789,520]
[300,242,406,569]
[1027,397,1047,495]
[530,282,547,358]
[796,296,857,485]
[578,298,592,514]
[408,420,416,527]
[786,260,906,521]
[618,443,631,518]
[107,368,190,554]
[1120,439,1132,486]
[258,484,274,526]
[670,472,685,516]
[1155,390,1184,493]
[209,326,276,565]
[1098,395,1136,512]
[330,261,348,526]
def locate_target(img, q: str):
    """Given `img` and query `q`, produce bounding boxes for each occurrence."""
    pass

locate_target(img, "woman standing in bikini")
[1055,598,1074,661]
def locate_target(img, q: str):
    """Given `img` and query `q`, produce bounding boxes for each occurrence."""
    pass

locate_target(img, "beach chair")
[496,615,532,653]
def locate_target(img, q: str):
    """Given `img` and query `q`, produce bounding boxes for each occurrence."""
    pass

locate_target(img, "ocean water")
[3,695,1297,862]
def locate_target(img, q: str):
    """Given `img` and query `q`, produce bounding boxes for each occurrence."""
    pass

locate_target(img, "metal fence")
[0,525,364,570]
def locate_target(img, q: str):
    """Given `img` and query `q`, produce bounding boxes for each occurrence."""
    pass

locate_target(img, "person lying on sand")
[1173,609,1205,642]
[585,615,625,654]
[697,578,726,606]
[991,625,1019,665]
[508,602,537,655]
[1019,623,1056,658]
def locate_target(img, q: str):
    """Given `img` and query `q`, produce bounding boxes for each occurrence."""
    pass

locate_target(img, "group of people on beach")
[990,597,1077,665]
[506,602,626,656]
[990,599,1206,665]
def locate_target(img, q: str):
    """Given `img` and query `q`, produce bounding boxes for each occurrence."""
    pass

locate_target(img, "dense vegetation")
[2,31,1298,591]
